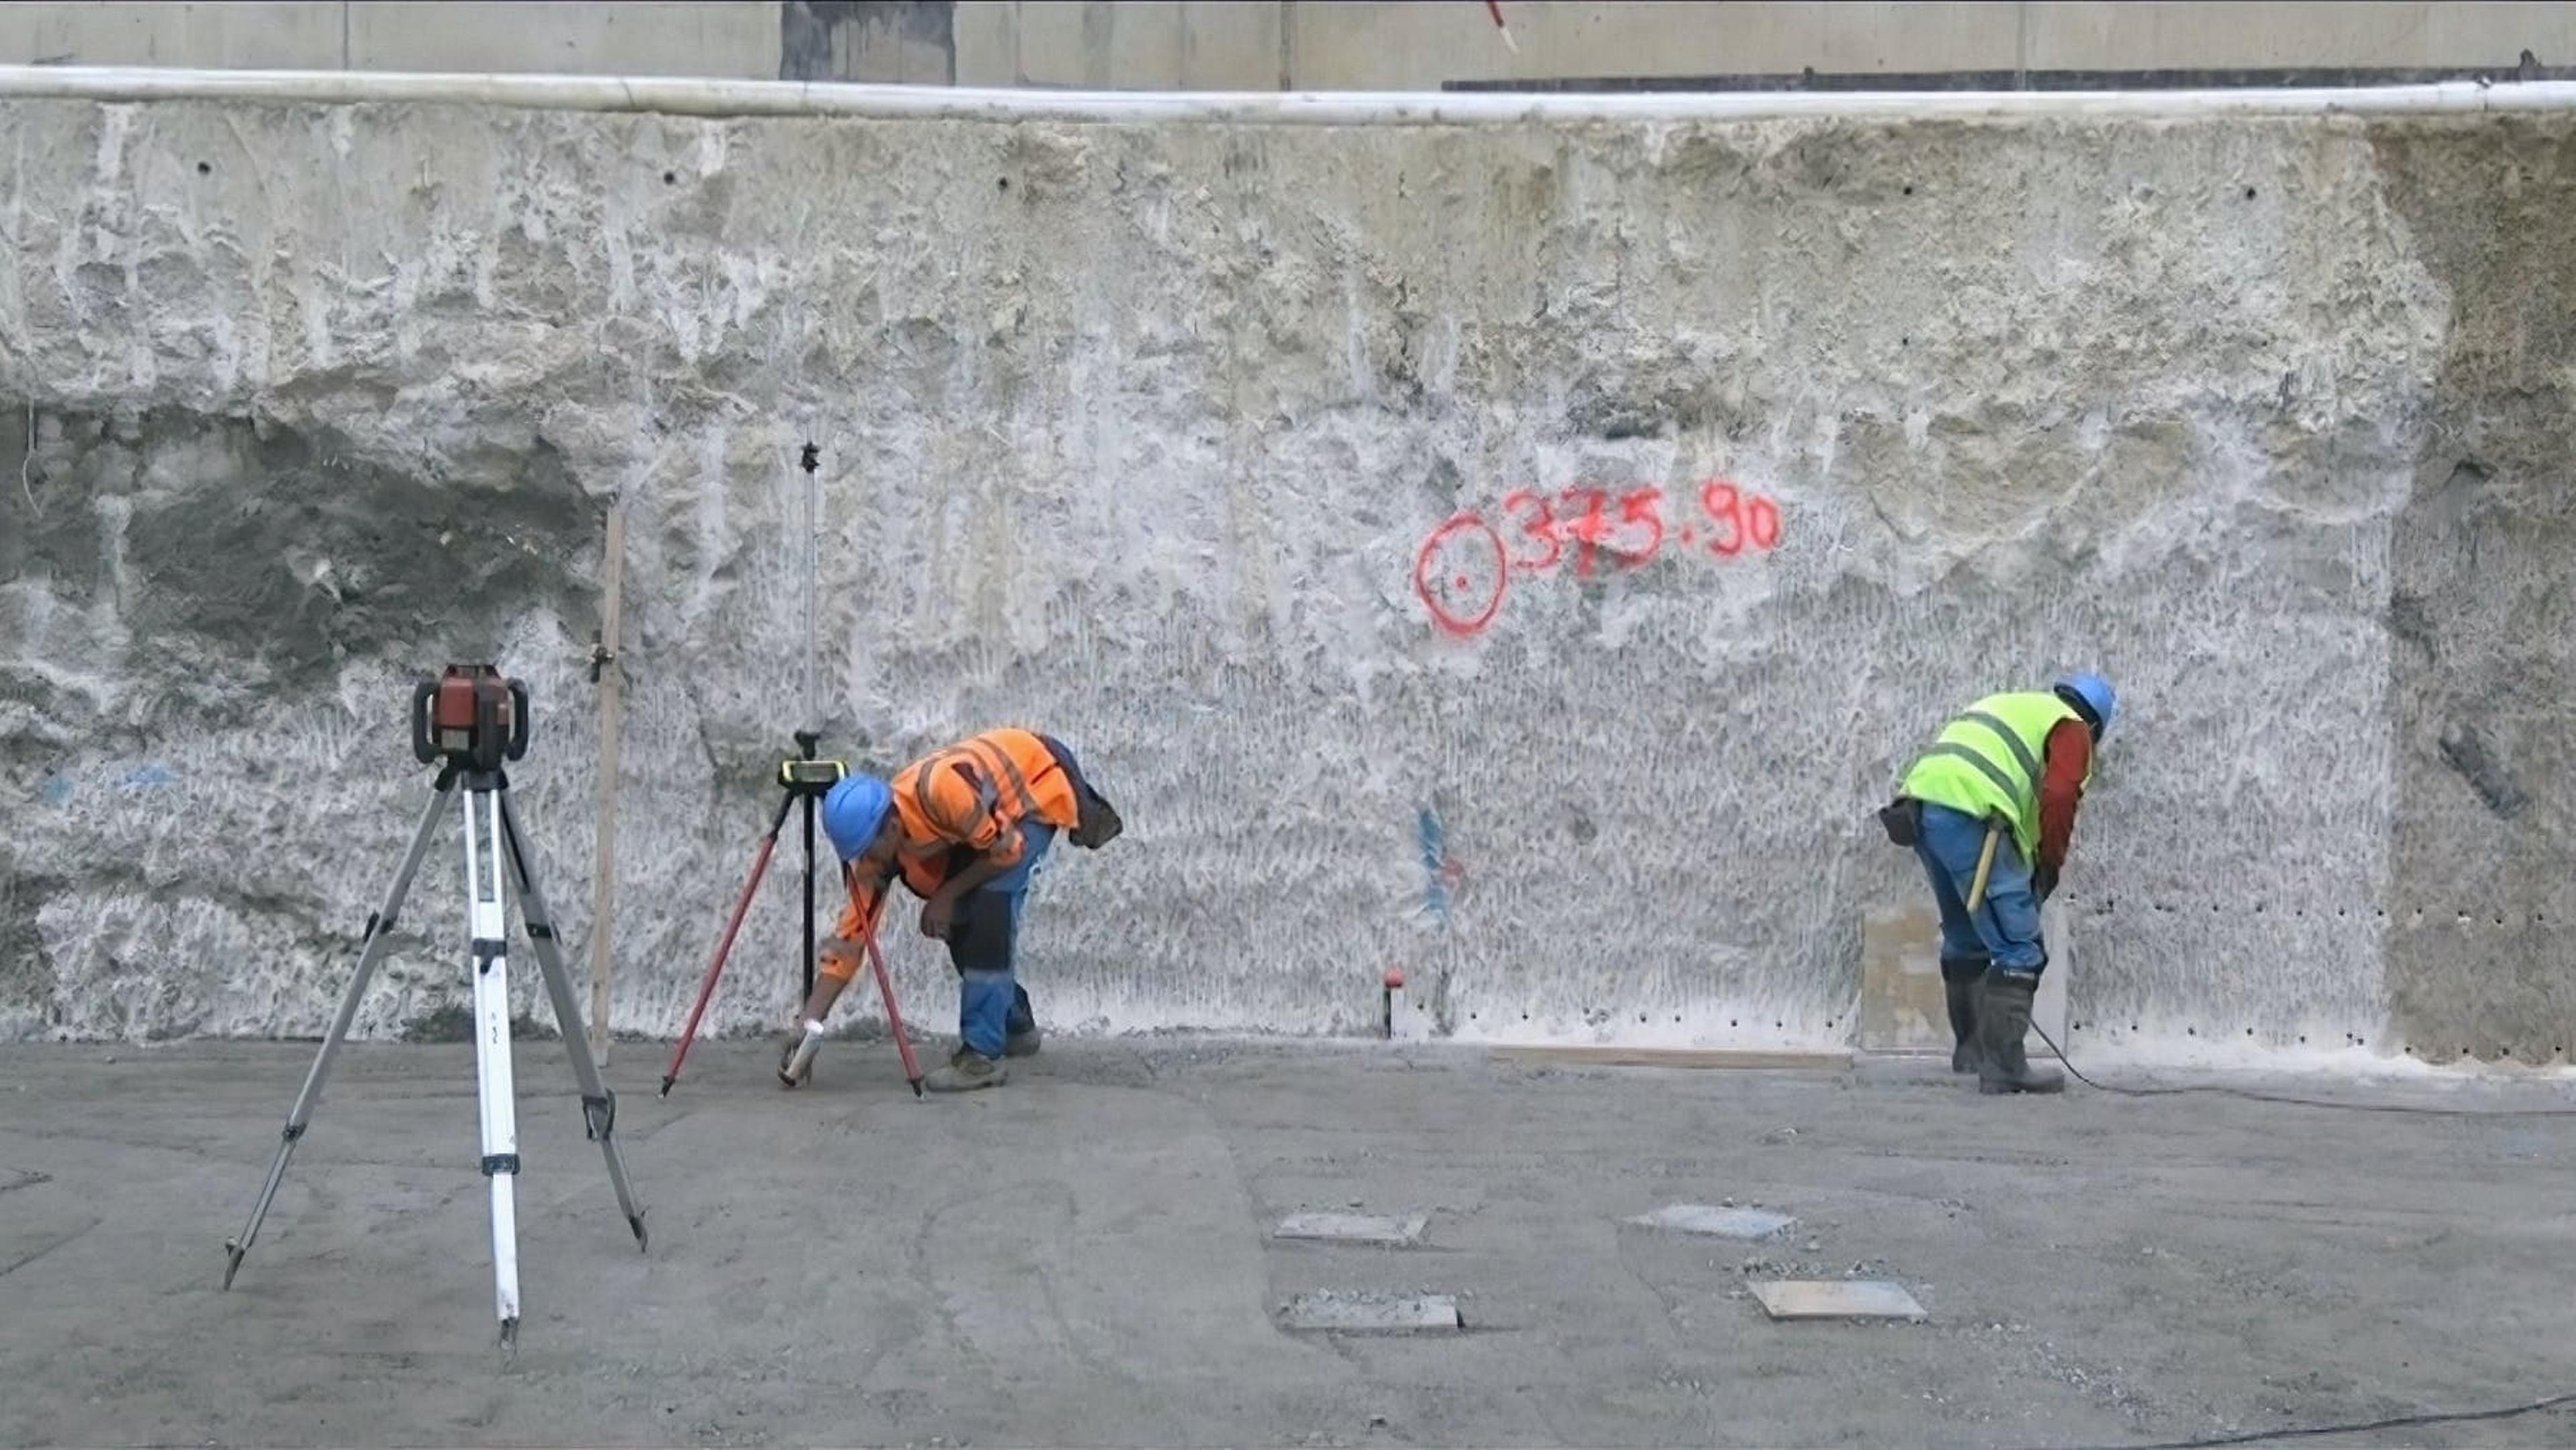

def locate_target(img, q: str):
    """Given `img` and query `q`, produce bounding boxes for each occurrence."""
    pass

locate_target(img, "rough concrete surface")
[2,1039,2573,1447]
[3,87,2576,1068]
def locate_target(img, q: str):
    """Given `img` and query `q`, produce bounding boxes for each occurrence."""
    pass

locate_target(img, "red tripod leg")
[861,925,924,1096]
[661,796,794,1095]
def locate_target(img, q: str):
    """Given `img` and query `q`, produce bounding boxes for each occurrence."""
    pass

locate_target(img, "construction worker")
[782,727,1120,1092]
[1881,673,2115,1095]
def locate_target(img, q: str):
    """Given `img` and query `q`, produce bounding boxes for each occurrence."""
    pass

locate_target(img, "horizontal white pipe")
[0,64,2573,125]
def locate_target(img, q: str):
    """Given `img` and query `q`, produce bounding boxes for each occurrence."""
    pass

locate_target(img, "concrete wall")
[2,79,2573,1070]
[0,1,783,77]
[7,3,2575,87]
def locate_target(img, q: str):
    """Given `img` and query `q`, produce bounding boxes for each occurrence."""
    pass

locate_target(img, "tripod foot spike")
[658,1076,676,1097]
[499,1317,519,1351]
[221,1242,244,1290]
[909,1078,924,1099]
[629,1214,649,1251]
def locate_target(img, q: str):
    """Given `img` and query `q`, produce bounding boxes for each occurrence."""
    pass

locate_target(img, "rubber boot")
[1939,953,1987,1074]
[924,1046,1008,1093]
[1975,971,2064,1096]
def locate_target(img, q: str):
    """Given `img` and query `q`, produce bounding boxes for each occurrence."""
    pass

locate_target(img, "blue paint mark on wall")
[1418,805,1453,926]
[119,764,176,792]
[40,774,73,807]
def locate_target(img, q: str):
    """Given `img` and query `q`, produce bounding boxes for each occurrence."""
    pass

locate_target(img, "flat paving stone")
[1273,1211,1431,1245]
[1278,1291,1462,1333]
[1627,1203,1796,1240]
[1750,1280,1928,1322]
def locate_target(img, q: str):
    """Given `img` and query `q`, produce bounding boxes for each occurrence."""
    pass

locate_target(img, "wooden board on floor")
[1750,1280,1928,1322]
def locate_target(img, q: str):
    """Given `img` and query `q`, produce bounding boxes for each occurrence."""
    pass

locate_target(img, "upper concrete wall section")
[0,1,783,78]
[1,72,2572,1072]
[5,3,2573,88]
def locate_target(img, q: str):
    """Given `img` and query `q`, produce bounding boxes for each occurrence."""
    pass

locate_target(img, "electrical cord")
[2085,1390,2576,1448]
[2027,1023,2576,1117]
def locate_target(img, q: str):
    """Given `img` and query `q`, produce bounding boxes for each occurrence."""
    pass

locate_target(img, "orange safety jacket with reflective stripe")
[826,728,1083,955]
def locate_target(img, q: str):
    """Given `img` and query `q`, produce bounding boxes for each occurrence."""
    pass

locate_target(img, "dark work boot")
[1939,953,1988,1074]
[1975,971,2064,1096]
[1004,983,1041,1057]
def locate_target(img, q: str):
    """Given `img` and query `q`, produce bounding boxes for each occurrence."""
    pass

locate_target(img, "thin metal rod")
[223,776,456,1289]
[801,792,818,1005]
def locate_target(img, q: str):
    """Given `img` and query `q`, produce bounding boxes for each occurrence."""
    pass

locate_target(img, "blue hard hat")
[819,774,894,860]
[2055,672,2117,737]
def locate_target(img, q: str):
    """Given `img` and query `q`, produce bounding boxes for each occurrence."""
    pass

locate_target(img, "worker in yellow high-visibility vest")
[1884,674,2115,1095]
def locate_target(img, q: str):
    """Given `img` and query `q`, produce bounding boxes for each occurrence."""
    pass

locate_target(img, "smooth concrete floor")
[2,1038,2572,1448]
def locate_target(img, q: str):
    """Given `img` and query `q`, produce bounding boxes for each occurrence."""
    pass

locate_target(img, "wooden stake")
[586,504,627,1064]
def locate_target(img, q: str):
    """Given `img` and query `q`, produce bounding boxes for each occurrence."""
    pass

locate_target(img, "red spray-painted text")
[1414,482,1783,637]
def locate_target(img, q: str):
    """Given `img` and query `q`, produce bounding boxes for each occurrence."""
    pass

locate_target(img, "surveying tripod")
[661,731,924,1096]
[220,665,647,1347]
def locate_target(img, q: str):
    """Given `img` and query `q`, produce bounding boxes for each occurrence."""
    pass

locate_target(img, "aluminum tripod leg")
[461,778,523,1345]
[223,776,458,1290]
[494,788,649,1253]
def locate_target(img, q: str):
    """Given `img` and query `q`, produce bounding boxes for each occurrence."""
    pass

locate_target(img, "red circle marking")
[1415,512,1508,637]
[1453,574,1469,589]
[1680,527,1697,543]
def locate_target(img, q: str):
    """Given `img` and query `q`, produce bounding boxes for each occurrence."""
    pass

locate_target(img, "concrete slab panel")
[1856,900,1947,1054]
[347,1,779,79]
[1273,1212,1430,1246]
[1628,1204,1796,1241]
[1854,898,2072,1056]
[1750,1280,1927,1323]
[1278,1291,1460,1333]
[0,1,343,68]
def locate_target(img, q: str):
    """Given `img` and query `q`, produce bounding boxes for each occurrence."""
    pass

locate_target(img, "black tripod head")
[412,664,531,774]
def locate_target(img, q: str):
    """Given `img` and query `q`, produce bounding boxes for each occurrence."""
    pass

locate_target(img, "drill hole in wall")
[195,160,211,175]
[663,170,678,185]
[2243,185,2258,199]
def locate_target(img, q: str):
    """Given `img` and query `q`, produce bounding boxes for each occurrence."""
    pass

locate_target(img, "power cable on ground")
[2082,1390,2576,1449]
[2029,1023,2576,1117]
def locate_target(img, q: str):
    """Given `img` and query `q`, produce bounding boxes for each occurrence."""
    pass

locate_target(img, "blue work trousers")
[1910,802,2047,977]
[952,821,1055,1057]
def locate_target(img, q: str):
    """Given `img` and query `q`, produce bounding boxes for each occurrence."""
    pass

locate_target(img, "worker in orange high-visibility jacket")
[781,728,1122,1092]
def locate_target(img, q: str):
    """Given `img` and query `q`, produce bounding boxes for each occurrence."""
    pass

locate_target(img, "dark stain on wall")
[781,1,957,85]
[2371,114,2576,1063]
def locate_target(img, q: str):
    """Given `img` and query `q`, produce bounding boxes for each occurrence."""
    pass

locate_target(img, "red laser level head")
[411,664,531,772]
